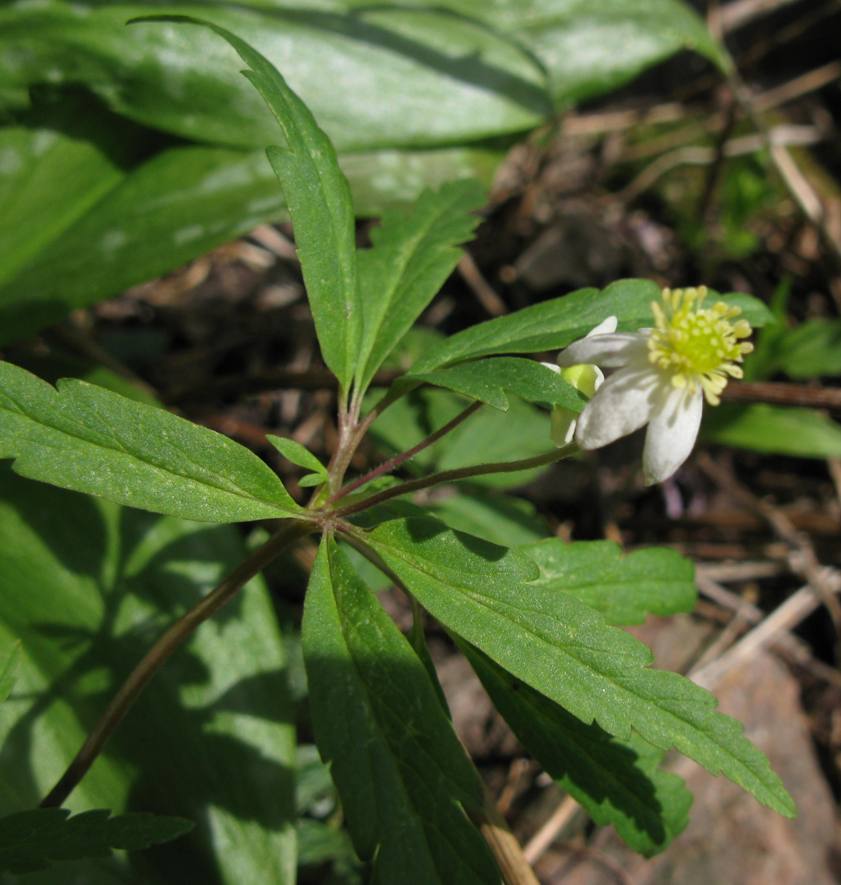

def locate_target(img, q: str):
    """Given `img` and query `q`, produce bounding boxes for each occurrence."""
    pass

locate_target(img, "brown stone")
[537,650,838,885]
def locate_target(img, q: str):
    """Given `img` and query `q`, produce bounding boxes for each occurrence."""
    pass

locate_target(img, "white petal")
[586,315,618,337]
[541,361,561,374]
[557,333,647,369]
[642,386,703,484]
[574,365,661,449]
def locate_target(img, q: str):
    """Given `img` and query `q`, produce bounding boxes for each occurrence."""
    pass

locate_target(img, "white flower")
[556,286,753,484]
[542,316,617,445]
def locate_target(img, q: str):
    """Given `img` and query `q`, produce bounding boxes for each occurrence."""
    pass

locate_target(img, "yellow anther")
[646,286,753,406]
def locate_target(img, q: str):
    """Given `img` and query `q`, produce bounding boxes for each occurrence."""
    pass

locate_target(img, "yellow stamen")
[647,286,753,405]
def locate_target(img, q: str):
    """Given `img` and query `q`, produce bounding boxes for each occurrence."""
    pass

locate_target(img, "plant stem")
[334,446,573,519]
[330,401,482,504]
[325,419,354,498]
[40,519,315,809]
[475,796,541,885]
[327,383,414,493]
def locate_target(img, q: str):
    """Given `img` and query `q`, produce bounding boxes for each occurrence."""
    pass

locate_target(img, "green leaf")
[703,403,841,459]
[0,808,193,874]
[0,642,20,706]
[473,0,729,104]
[345,146,502,217]
[0,97,145,289]
[355,179,486,394]
[0,2,725,351]
[302,538,500,883]
[426,489,548,546]
[0,139,278,346]
[0,130,499,347]
[408,356,587,411]
[265,146,356,392]
[410,279,651,372]
[295,744,336,816]
[0,468,297,883]
[267,435,328,479]
[0,0,728,347]
[716,291,775,328]
[2,3,547,152]
[462,643,692,856]
[12,352,160,407]
[772,319,841,379]
[741,280,792,382]
[295,747,363,876]
[266,437,328,489]
[296,819,359,873]
[0,3,723,151]
[0,361,300,522]
[362,517,796,818]
[140,16,361,393]
[412,281,770,373]
[521,539,696,625]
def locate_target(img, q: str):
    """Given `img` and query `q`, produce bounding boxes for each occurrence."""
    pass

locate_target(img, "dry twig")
[695,571,841,686]
[523,795,581,866]
[458,252,508,316]
[698,454,841,635]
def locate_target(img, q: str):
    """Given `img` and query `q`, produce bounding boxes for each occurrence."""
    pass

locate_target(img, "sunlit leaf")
[362,516,796,818]
[0,361,300,522]
[408,357,586,411]
[412,281,771,373]
[521,539,696,625]
[463,643,692,856]
[142,16,360,392]
[355,179,486,394]
[0,130,499,347]
[0,2,724,150]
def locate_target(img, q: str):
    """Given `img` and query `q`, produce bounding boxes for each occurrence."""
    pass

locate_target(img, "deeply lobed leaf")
[354,179,486,395]
[361,517,796,818]
[0,361,299,522]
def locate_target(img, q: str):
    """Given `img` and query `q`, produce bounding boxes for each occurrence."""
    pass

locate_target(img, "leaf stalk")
[333,446,574,519]
[329,400,482,504]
